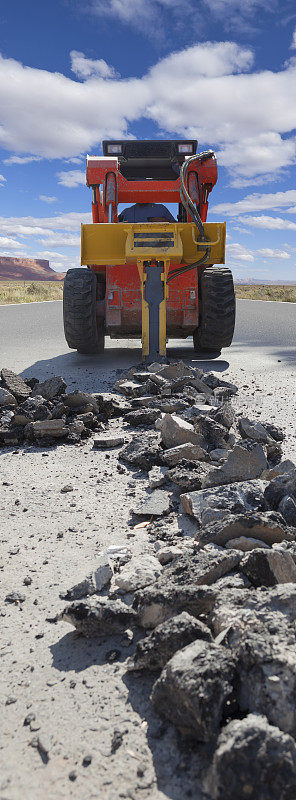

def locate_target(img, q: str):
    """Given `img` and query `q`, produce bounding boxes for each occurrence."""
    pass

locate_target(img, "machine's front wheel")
[63,268,105,354]
[193,265,235,353]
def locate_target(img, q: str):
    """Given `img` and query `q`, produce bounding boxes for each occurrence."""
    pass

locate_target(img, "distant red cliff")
[0,257,65,281]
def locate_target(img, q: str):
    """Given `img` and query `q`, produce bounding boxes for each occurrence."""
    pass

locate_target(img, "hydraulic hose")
[167,151,214,284]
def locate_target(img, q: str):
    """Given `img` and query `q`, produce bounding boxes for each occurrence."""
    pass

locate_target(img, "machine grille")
[133,231,175,248]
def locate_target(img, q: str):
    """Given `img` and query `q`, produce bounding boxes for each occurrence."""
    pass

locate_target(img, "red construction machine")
[63,140,235,361]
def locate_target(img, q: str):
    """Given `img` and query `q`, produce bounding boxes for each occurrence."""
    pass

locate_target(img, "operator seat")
[118,203,175,223]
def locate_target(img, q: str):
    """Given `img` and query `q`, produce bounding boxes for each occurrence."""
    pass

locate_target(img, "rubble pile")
[0,367,130,446]
[2,360,296,797]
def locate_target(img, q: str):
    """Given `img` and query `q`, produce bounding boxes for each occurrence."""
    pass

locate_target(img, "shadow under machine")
[63,139,235,361]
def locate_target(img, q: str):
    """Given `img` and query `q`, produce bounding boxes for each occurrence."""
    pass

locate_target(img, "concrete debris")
[106,545,132,566]
[211,404,235,430]
[210,447,228,462]
[154,549,241,588]
[264,469,296,510]
[125,408,161,426]
[114,555,162,592]
[147,362,164,374]
[1,368,31,400]
[61,597,137,635]
[162,442,208,466]
[181,479,267,524]
[261,421,284,442]
[5,357,296,797]
[278,494,296,526]
[236,628,296,736]
[129,612,212,671]
[205,714,296,800]
[134,490,170,516]
[114,379,146,397]
[241,548,296,587]
[0,387,17,407]
[151,640,235,740]
[93,435,125,449]
[63,390,98,409]
[148,466,167,488]
[266,440,283,466]
[131,396,190,413]
[195,415,229,449]
[183,403,212,420]
[261,459,296,480]
[94,392,132,418]
[157,361,198,381]
[166,462,208,491]
[272,540,296,562]
[156,413,204,449]
[203,442,268,488]
[155,545,183,564]
[27,419,68,439]
[32,376,66,400]
[202,373,238,394]
[238,416,274,444]
[60,555,113,600]
[225,536,270,552]
[0,370,107,447]
[134,584,216,629]
[196,512,294,547]
[119,432,162,470]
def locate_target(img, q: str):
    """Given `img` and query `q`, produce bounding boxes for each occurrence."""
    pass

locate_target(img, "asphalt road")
[0,297,296,456]
[1,297,295,375]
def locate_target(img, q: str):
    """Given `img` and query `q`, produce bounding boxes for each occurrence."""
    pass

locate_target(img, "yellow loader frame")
[81,221,226,360]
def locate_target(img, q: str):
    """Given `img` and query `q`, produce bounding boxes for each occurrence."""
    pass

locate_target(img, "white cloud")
[257,248,291,259]
[39,195,57,203]
[3,155,41,165]
[65,156,83,164]
[57,170,85,188]
[237,215,296,230]
[70,50,118,80]
[39,249,80,271]
[291,27,296,49]
[0,236,24,250]
[230,175,271,188]
[226,242,254,261]
[226,242,292,263]
[217,133,296,179]
[149,41,254,81]
[90,0,273,33]
[40,250,72,259]
[212,189,296,216]
[90,0,191,27]
[0,174,6,185]
[0,211,91,239]
[40,234,81,247]
[0,45,295,182]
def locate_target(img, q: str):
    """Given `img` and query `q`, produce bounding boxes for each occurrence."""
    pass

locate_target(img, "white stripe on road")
[0,300,62,307]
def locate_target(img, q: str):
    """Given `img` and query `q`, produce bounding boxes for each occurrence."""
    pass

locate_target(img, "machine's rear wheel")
[193,265,235,353]
[63,268,105,354]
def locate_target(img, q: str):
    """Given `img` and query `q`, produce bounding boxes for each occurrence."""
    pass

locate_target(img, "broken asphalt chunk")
[151,640,235,740]
[61,597,137,636]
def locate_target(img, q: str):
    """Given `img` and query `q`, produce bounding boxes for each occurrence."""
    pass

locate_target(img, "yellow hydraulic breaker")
[136,258,170,361]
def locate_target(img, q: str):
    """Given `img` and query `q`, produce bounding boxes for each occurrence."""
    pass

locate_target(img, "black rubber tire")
[193,265,235,352]
[63,268,105,354]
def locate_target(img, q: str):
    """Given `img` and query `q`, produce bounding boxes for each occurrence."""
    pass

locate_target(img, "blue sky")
[0,0,296,281]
